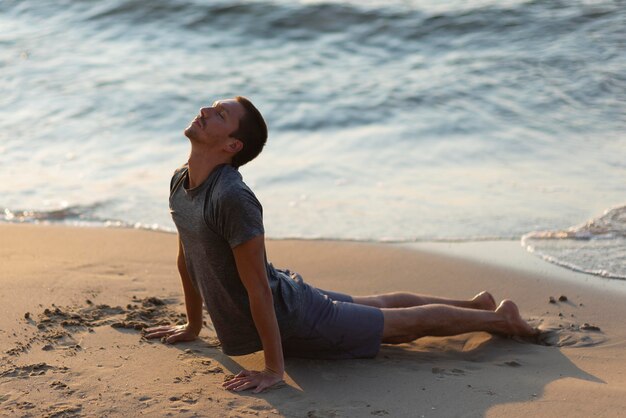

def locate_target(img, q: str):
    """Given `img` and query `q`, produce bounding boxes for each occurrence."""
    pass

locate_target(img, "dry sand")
[1,224,625,417]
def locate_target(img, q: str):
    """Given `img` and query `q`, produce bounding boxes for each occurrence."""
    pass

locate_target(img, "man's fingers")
[223,371,281,393]
[222,370,251,385]
[143,326,164,333]
[144,325,175,333]
[144,329,178,339]
[222,380,244,389]
[168,329,199,344]
[165,330,191,343]
[232,379,257,392]
[143,330,170,339]
[144,327,188,341]
[223,374,257,390]
[233,376,274,392]
[143,325,181,338]
[224,374,249,385]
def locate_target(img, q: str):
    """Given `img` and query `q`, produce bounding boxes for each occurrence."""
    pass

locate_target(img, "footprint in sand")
[43,403,82,417]
[431,367,466,376]
[248,404,274,412]
[321,372,347,382]
[50,380,69,390]
[16,401,36,410]
[306,409,341,418]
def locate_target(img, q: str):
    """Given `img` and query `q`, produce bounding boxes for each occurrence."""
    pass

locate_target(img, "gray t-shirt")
[169,164,304,355]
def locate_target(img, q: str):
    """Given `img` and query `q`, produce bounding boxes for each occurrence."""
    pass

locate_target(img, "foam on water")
[523,205,626,279]
[1,205,174,232]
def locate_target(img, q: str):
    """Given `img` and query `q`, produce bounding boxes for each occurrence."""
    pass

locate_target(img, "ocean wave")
[522,204,626,279]
[9,0,621,43]
[0,202,521,243]
[0,205,176,232]
[2,204,110,223]
[524,205,626,241]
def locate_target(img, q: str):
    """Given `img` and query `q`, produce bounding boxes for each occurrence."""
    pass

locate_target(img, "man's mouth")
[193,116,203,128]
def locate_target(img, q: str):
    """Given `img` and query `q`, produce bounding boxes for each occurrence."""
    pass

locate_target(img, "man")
[144,97,537,393]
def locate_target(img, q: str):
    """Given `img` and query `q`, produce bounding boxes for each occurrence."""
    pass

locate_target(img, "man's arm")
[144,237,203,342]
[176,237,204,333]
[222,234,284,393]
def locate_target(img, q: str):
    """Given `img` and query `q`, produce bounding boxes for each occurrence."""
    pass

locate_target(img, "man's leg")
[381,300,536,344]
[352,291,496,311]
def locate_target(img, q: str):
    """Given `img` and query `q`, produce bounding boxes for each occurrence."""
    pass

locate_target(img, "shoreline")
[3,220,622,286]
[406,241,626,296]
[1,224,625,417]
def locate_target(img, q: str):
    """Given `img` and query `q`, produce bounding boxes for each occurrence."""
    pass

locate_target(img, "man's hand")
[222,369,284,393]
[143,324,199,344]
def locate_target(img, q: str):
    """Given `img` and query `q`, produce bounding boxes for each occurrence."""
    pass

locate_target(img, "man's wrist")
[185,322,202,335]
[263,366,284,377]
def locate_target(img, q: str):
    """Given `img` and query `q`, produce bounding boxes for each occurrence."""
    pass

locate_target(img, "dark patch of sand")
[5,296,196,359]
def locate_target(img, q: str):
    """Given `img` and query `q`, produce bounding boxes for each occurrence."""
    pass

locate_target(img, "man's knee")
[365,292,405,308]
[380,291,413,308]
[352,295,387,308]
[354,292,412,309]
[381,307,420,339]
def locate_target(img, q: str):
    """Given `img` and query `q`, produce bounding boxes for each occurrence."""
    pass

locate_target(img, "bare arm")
[176,237,203,333]
[222,234,284,393]
[144,236,203,342]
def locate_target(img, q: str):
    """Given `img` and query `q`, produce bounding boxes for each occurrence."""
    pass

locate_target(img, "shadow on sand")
[216,332,603,417]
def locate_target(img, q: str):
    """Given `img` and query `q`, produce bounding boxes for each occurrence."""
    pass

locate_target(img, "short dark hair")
[230,96,268,168]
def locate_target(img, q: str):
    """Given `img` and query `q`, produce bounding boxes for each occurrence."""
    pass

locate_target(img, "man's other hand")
[222,369,284,393]
[143,324,199,344]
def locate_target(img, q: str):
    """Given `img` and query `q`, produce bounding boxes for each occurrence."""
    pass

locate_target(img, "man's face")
[184,99,245,146]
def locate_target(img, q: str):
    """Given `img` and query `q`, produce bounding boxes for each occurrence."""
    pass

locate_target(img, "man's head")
[184,96,267,168]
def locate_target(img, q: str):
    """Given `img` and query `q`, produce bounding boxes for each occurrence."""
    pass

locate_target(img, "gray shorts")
[282,281,384,360]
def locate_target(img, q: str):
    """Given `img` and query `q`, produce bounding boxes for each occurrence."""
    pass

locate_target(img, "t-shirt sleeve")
[169,164,188,196]
[213,186,265,248]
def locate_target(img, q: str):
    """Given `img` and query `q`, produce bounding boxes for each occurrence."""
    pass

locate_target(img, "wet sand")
[1,224,625,417]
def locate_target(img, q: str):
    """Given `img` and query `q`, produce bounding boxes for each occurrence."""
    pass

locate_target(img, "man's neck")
[187,147,232,189]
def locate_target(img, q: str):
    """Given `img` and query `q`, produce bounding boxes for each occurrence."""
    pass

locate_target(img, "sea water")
[1,0,625,278]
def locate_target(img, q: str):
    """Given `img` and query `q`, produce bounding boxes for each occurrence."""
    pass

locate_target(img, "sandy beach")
[1,224,625,417]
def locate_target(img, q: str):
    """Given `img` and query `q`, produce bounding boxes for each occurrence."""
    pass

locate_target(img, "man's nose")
[200,107,214,117]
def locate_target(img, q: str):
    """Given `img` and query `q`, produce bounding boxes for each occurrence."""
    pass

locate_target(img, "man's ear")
[224,138,243,155]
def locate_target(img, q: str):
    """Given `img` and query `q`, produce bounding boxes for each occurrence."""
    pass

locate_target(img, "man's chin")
[183,125,194,139]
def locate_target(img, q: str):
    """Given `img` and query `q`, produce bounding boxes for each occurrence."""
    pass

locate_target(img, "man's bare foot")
[471,291,497,311]
[495,300,538,337]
